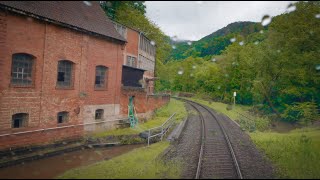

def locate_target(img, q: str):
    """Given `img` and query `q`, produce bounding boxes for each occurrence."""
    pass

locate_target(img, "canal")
[0,144,144,179]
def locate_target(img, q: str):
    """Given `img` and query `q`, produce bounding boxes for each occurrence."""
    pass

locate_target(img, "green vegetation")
[57,141,181,179]
[186,97,271,132]
[158,1,320,126]
[93,99,187,138]
[251,128,320,178]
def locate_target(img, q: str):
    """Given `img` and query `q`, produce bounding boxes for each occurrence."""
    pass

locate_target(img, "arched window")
[11,53,35,86]
[57,111,69,124]
[95,109,104,120]
[95,66,108,89]
[12,113,28,128]
[57,60,74,88]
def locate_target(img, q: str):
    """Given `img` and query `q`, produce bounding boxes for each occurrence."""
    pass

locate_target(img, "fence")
[147,113,176,146]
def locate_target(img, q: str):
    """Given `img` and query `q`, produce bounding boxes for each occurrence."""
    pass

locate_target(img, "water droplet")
[261,15,272,26]
[316,64,320,70]
[212,58,216,62]
[187,41,192,45]
[178,69,184,75]
[83,1,92,6]
[192,65,196,69]
[230,38,236,43]
[315,14,320,19]
[287,3,296,13]
[150,41,156,46]
[254,41,259,45]
[239,41,244,46]
[172,45,176,49]
[172,35,178,41]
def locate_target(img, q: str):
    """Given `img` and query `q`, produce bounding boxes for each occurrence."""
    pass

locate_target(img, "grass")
[250,127,320,179]
[93,99,187,138]
[57,141,181,179]
[185,97,271,131]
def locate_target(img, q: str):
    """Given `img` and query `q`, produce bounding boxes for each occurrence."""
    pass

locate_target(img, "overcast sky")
[145,1,295,41]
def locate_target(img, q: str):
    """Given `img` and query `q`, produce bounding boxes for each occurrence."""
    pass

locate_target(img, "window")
[11,53,34,86]
[57,112,69,124]
[127,56,137,68]
[95,66,108,89]
[12,113,28,128]
[57,60,74,88]
[95,109,104,120]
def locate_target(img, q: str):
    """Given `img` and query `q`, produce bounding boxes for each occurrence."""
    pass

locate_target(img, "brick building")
[0,1,169,150]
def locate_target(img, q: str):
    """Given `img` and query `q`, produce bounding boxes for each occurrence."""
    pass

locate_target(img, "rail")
[147,113,176,146]
[0,118,129,138]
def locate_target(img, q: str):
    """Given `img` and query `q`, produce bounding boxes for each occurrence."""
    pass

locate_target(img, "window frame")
[10,53,35,88]
[95,109,104,120]
[11,113,28,128]
[57,111,69,124]
[94,66,108,90]
[56,60,75,89]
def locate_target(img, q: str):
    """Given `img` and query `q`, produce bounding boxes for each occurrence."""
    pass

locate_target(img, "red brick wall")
[125,28,139,60]
[0,11,123,150]
[120,87,170,116]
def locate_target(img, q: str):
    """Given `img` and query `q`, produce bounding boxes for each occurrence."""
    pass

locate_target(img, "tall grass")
[57,142,181,179]
[250,128,320,178]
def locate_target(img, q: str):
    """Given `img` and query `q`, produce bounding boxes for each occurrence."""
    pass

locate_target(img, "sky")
[145,1,295,41]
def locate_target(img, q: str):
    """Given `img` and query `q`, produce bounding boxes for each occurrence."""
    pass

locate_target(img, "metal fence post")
[147,129,151,146]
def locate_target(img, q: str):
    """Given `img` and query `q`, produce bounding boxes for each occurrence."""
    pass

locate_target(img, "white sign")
[233,92,236,97]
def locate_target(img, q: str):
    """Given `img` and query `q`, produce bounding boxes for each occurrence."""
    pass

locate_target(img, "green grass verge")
[93,99,187,138]
[56,141,181,179]
[185,97,270,131]
[250,128,320,178]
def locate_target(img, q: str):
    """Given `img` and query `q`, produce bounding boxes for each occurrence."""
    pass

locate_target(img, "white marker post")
[233,91,236,106]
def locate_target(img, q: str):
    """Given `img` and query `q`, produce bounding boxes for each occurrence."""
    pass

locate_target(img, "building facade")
[0,1,169,150]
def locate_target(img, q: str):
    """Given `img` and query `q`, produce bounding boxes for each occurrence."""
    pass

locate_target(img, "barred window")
[57,60,74,88]
[95,109,104,120]
[12,113,28,128]
[95,66,108,89]
[57,111,69,124]
[11,53,34,86]
[127,56,137,68]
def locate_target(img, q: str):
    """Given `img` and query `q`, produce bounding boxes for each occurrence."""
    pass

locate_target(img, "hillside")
[168,21,265,61]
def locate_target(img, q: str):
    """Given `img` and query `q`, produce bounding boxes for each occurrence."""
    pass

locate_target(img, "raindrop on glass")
[187,41,192,45]
[254,41,259,45]
[172,35,178,41]
[83,1,92,6]
[261,15,272,26]
[230,38,236,43]
[287,3,296,13]
[178,69,184,75]
[172,45,176,49]
[239,41,244,46]
[316,64,320,71]
[315,14,320,19]
[150,41,156,46]
[212,58,216,62]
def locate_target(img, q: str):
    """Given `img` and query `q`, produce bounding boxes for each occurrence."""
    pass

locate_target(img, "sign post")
[233,92,236,106]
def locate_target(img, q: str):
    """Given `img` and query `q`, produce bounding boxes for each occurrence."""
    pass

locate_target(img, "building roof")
[0,1,126,43]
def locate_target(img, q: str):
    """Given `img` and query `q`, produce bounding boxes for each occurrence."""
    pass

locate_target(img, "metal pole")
[148,129,151,146]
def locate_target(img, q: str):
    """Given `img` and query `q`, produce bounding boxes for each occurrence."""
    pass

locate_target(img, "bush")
[281,102,319,125]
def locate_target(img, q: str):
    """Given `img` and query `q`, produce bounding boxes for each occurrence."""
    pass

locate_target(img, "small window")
[57,60,74,88]
[127,56,137,68]
[11,53,34,86]
[12,113,28,128]
[57,112,69,124]
[95,109,104,120]
[95,66,108,89]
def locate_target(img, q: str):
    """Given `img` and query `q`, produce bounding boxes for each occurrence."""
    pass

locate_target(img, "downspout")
[39,22,47,128]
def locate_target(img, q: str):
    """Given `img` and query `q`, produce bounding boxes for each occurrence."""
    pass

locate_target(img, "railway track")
[177,98,242,179]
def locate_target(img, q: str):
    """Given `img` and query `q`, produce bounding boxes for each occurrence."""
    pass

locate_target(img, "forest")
[101,1,320,125]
